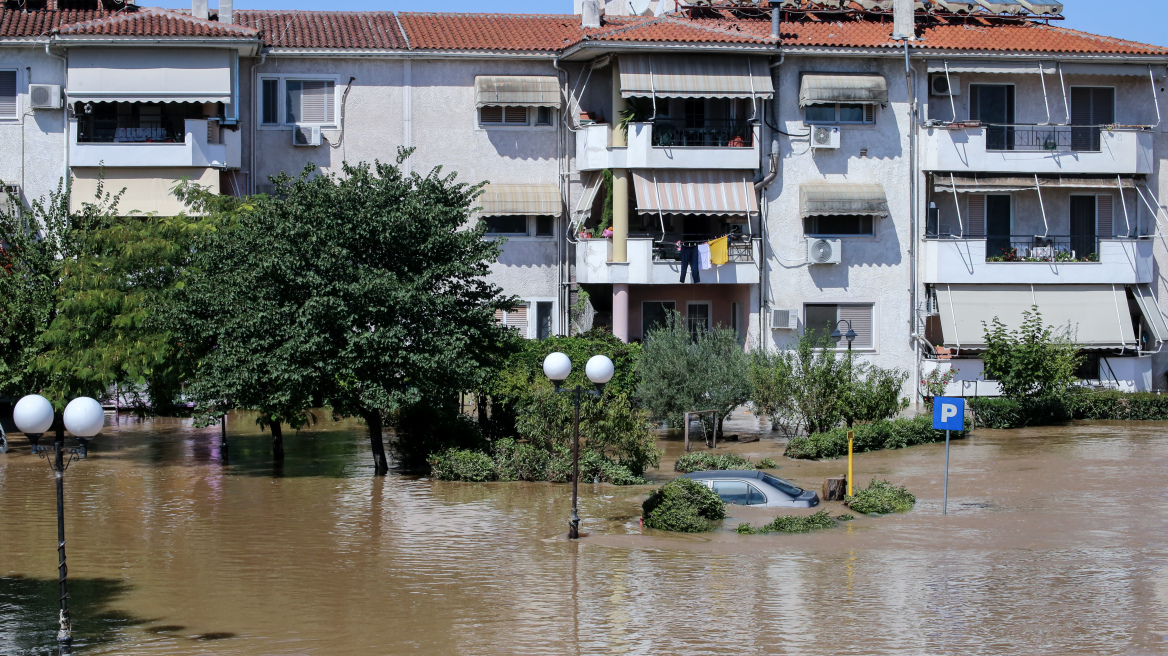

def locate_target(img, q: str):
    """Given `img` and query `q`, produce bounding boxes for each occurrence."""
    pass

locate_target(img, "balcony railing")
[652,236,755,263]
[921,124,1152,175]
[649,119,754,148]
[981,124,1111,153]
[982,234,1099,262]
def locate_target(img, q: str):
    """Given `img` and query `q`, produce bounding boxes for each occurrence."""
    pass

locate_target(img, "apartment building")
[2,0,1166,395]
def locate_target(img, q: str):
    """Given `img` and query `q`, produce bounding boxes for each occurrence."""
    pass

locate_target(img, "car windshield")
[763,474,804,497]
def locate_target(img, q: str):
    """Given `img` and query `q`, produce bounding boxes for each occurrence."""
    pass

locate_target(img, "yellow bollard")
[847,430,854,497]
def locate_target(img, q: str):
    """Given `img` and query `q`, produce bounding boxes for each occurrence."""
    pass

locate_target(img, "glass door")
[985,195,1012,259]
[973,84,1015,151]
[1070,196,1097,261]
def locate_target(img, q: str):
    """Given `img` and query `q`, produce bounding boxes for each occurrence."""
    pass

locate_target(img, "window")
[481,216,528,235]
[535,215,555,237]
[261,79,279,125]
[536,301,553,340]
[712,480,749,505]
[1070,87,1115,152]
[535,106,553,126]
[74,102,204,143]
[745,484,767,505]
[286,80,335,125]
[804,215,874,236]
[642,301,676,339]
[0,70,16,120]
[686,302,711,339]
[479,105,536,126]
[495,304,529,335]
[804,303,874,349]
[805,103,874,125]
[969,84,1015,151]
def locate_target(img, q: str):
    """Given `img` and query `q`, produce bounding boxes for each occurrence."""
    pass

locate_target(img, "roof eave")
[50,34,261,55]
[558,40,779,60]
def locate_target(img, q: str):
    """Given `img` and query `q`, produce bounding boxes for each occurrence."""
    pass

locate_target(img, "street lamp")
[13,394,104,648]
[542,352,614,539]
[831,320,858,496]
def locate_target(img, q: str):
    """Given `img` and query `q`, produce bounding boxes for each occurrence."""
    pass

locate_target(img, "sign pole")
[942,429,950,515]
[933,396,964,518]
[847,430,854,497]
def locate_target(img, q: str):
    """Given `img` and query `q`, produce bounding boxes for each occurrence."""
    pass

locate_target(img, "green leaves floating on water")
[736,510,836,534]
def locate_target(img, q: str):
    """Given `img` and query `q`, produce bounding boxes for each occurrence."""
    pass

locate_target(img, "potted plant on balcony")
[617,98,653,137]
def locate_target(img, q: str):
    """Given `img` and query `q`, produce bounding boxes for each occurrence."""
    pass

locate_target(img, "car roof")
[682,470,765,480]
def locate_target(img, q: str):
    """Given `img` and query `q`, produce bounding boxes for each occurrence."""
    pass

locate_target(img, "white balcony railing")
[922,237,1153,285]
[922,125,1153,175]
[70,118,235,169]
[575,121,761,172]
[576,237,760,285]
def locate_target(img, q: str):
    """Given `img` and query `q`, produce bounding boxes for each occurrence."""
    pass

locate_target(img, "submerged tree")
[981,307,1082,399]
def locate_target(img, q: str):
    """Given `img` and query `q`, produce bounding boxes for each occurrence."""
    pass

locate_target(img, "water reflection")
[1,416,1168,653]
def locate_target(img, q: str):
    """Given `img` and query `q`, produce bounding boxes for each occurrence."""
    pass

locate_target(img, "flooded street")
[3,415,1168,655]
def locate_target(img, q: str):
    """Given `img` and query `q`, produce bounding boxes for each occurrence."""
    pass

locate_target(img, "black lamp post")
[542,352,614,539]
[12,394,105,649]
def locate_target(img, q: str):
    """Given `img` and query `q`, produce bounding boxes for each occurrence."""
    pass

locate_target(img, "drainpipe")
[45,43,67,198]
[249,51,267,194]
[610,56,630,343]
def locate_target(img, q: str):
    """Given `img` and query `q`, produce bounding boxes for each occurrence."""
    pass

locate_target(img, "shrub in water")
[785,415,970,460]
[845,479,915,514]
[493,438,551,482]
[737,510,836,534]
[642,477,727,532]
[836,513,854,521]
[969,396,1069,429]
[757,457,777,469]
[428,449,497,482]
[674,452,755,473]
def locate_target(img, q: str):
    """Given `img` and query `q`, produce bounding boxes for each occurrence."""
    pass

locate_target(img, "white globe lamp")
[585,355,615,391]
[63,397,105,438]
[14,394,55,435]
[542,352,572,385]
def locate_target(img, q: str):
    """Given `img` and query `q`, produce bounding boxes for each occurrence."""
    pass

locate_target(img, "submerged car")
[682,470,820,508]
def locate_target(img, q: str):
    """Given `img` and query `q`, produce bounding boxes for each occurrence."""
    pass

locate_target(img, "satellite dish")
[627,0,652,15]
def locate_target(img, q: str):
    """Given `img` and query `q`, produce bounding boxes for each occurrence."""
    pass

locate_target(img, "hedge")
[970,391,1168,429]
[784,415,970,460]
[736,510,836,534]
[429,438,648,485]
[642,477,727,532]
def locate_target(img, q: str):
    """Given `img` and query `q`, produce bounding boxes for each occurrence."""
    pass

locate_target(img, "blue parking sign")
[933,397,965,431]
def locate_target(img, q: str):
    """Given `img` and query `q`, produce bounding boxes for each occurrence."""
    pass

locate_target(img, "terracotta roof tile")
[233,10,406,49]
[0,7,107,38]
[53,6,257,38]
[397,13,587,52]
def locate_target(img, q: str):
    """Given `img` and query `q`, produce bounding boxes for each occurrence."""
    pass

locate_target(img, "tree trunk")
[270,420,285,461]
[366,411,389,476]
[716,414,725,441]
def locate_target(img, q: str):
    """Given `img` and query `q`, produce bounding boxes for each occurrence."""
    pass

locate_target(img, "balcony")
[576,237,760,285]
[923,237,1153,285]
[575,121,760,172]
[922,124,1153,175]
[70,118,239,169]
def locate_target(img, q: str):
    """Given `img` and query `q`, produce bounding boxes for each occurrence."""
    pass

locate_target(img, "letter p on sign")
[933,397,965,431]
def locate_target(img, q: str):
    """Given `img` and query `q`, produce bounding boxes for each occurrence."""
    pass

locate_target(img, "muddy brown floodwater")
[3,414,1168,655]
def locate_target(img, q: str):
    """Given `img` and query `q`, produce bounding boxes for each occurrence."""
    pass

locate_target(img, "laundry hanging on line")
[698,243,712,270]
[679,245,701,283]
[708,236,728,266]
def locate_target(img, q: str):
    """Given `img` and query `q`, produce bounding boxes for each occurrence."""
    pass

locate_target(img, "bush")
[969,396,1069,429]
[1066,390,1168,421]
[981,307,1082,400]
[758,457,777,469]
[392,399,486,470]
[845,479,916,514]
[836,513,854,521]
[785,415,970,460]
[674,452,755,473]
[642,477,727,532]
[737,510,837,534]
[493,438,551,482]
[429,449,497,482]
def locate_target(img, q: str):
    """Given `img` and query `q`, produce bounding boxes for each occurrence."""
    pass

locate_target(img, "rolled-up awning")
[633,170,758,216]
[926,60,1058,75]
[67,48,232,104]
[935,284,1136,350]
[1131,283,1168,345]
[935,174,1137,193]
[619,55,773,99]
[477,184,561,216]
[800,182,889,217]
[474,76,560,108]
[799,74,888,107]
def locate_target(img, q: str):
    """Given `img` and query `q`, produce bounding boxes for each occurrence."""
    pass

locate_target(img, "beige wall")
[70,167,218,215]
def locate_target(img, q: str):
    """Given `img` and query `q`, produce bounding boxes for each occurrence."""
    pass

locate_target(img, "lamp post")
[831,320,857,495]
[542,352,614,539]
[13,394,105,648]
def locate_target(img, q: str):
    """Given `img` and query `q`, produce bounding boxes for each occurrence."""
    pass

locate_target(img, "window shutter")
[494,309,506,324]
[1092,87,1114,126]
[507,304,528,332]
[967,194,986,236]
[1070,87,1092,125]
[839,304,873,349]
[864,104,875,123]
[480,106,503,123]
[298,81,333,124]
[968,85,979,121]
[504,106,528,124]
[1096,194,1113,237]
[0,70,17,118]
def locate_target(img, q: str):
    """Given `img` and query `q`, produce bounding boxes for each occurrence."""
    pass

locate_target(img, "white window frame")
[0,69,20,122]
[477,105,557,131]
[802,300,878,352]
[685,301,713,336]
[803,102,875,126]
[528,297,558,340]
[257,74,341,129]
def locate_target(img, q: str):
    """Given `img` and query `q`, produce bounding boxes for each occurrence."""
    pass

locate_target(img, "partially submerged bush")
[674,452,755,473]
[845,479,915,514]
[969,396,1069,429]
[736,510,836,534]
[642,478,727,532]
[836,513,854,521]
[757,457,778,469]
[429,449,496,482]
[429,439,647,485]
[785,415,971,460]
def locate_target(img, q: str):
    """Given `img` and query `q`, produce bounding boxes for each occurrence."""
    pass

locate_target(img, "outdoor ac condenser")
[807,238,842,265]
[771,309,799,330]
[29,84,62,110]
[929,74,961,96]
[810,125,840,150]
[292,125,322,147]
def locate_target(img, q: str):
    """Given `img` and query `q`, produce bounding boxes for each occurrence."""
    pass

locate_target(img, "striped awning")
[633,170,758,216]
[800,182,889,217]
[1131,283,1168,345]
[935,174,1137,193]
[474,76,560,108]
[477,184,561,216]
[799,74,888,107]
[619,55,774,99]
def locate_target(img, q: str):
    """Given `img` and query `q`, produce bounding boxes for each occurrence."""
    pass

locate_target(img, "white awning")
[477,184,561,216]
[633,170,758,216]
[619,55,773,99]
[799,75,888,107]
[800,182,889,217]
[1131,283,1168,345]
[935,174,1137,193]
[935,284,1137,350]
[474,76,560,108]
[67,48,232,104]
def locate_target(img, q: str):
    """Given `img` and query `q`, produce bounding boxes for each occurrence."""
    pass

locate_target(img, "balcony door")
[985,195,1012,259]
[1070,196,1098,260]
[1070,87,1114,152]
[970,84,1015,151]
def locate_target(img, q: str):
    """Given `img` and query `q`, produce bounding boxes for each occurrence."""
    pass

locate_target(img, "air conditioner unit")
[929,74,961,97]
[29,84,62,110]
[292,125,321,147]
[807,237,842,265]
[810,125,840,150]
[770,308,799,330]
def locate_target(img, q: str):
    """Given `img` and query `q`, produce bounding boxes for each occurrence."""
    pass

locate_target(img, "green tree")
[636,311,751,439]
[981,307,1082,399]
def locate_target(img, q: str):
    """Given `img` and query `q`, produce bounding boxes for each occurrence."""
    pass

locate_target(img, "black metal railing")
[984,234,1099,262]
[652,236,754,263]
[981,124,1108,153]
[77,120,185,144]
[650,119,754,148]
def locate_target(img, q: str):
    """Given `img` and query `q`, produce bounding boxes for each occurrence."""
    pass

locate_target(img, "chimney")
[892,0,914,41]
[192,0,209,20]
[219,0,232,24]
[582,0,601,28]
